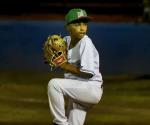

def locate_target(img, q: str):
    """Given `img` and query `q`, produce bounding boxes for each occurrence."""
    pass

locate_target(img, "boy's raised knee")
[48,78,61,92]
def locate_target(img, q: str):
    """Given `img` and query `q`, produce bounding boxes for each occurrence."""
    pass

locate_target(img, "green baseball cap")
[65,8,91,25]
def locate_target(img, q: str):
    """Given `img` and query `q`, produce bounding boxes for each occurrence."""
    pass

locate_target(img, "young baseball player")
[47,8,103,125]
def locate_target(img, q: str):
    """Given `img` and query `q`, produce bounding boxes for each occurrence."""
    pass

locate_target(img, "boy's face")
[67,21,88,40]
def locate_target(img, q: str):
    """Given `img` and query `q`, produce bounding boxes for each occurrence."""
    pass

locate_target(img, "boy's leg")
[67,99,92,125]
[48,78,102,125]
[48,79,68,125]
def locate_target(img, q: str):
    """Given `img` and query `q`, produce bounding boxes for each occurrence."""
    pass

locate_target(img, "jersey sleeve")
[79,38,100,76]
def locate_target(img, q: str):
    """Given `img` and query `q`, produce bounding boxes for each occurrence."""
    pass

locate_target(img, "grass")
[0,70,150,125]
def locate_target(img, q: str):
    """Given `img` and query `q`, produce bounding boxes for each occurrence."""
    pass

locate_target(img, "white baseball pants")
[47,78,103,125]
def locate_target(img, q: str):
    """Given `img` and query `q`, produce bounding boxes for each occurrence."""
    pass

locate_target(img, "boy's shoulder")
[63,35,94,48]
[82,35,98,52]
[81,35,94,46]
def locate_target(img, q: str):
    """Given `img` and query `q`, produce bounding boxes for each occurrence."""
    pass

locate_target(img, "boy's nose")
[80,24,86,31]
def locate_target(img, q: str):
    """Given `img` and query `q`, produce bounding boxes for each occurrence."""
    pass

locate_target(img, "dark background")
[0,0,149,76]
[0,0,143,15]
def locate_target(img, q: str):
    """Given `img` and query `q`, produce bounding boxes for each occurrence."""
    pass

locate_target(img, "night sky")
[0,20,150,75]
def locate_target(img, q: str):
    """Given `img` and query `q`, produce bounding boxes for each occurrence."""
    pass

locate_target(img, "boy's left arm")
[60,62,93,79]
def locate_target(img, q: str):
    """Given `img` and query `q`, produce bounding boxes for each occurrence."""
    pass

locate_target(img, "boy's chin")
[78,34,85,39]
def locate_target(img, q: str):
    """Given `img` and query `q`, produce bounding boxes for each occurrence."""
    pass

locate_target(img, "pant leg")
[67,99,89,125]
[47,78,103,125]
[48,80,68,125]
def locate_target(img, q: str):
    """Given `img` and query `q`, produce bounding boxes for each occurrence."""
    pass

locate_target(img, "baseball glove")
[43,34,67,69]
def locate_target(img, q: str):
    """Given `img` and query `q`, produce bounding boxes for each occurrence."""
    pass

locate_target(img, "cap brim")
[78,16,93,21]
[67,16,93,25]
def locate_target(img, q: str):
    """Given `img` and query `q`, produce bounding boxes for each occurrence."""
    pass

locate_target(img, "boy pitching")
[47,8,103,125]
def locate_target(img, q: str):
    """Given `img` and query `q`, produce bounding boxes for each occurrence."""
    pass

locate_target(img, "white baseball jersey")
[64,35,103,82]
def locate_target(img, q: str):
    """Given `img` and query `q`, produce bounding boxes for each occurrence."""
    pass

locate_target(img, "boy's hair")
[67,18,89,25]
